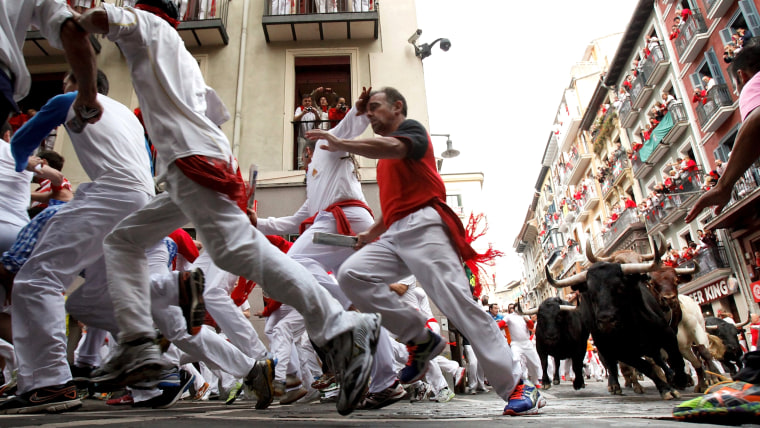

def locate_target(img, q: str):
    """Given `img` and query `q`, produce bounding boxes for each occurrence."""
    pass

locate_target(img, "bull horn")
[705,325,719,330]
[559,305,578,311]
[546,266,587,289]
[521,307,539,315]
[621,239,660,275]
[674,267,697,275]
[735,318,751,329]
[585,239,611,263]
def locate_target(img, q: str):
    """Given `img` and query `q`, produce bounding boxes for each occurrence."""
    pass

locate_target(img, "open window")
[292,55,351,170]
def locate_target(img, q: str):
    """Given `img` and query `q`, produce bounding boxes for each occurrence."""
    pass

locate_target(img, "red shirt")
[328,108,347,125]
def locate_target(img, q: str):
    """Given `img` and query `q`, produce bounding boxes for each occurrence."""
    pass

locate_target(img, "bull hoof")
[633,383,645,394]
[573,378,585,390]
[541,383,551,390]
[661,391,675,400]
[672,390,681,399]
[553,379,560,385]
[608,384,622,395]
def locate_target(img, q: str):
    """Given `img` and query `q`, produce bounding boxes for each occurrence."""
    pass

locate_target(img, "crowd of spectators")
[723,27,753,64]
[668,5,693,41]
[661,229,718,267]
[270,0,374,15]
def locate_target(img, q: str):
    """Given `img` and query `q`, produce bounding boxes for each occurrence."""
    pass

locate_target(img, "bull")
[705,316,750,375]
[520,297,588,390]
[548,246,690,400]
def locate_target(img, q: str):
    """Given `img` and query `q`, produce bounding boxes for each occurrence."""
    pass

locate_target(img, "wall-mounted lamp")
[431,133,460,158]
[408,29,451,60]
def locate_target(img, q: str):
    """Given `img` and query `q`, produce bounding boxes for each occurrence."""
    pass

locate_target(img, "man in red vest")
[309,86,546,416]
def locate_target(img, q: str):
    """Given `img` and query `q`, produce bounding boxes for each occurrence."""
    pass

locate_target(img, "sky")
[414,0,640,286]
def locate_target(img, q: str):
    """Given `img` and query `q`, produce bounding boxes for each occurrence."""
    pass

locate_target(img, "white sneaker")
[410,382,432,402]
[433,387,455,403]
[90,341,172,387]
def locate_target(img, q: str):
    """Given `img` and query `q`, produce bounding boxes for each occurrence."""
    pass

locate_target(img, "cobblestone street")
[2,378,756,427]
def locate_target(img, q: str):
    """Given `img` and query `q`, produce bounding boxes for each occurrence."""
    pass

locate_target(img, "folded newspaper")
[312,232,358,247]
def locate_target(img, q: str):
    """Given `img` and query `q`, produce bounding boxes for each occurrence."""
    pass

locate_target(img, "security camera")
[439,38,451,52]
[408,29,422,44]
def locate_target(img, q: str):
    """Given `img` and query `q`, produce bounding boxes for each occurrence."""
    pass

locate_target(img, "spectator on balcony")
[702,76,716,92]
[294,94,318,163]
[724,43,737,64]
[622,75,633,92]
[328,97,350,129]
[669,24,681,41]
[270,0,291,15]
[661,92,677,111]
[692,88,707,105]
[679,154,698,178]
[680,245,695,261]
[702,173,716,191]
[651,104,665,122]
[316,0,339,13]
[676,5,692,22]
[737,28,754,48]
[715,159,726,176]
[696,229,718,249]
[623,195,637,210]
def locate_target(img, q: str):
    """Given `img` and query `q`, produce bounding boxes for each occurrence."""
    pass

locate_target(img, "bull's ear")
[570,283,587,293]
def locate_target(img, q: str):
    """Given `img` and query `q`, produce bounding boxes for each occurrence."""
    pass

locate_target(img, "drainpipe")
[232,0,250,159]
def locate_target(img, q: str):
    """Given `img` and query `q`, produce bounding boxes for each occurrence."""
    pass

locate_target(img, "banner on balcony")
[640,112,674,163]
[751,280,760,303]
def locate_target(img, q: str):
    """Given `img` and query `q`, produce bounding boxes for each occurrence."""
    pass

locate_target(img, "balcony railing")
[630,69,652,109]
[291,118,341,169]
[721,159,760,212]
[619,98,637,128]
[262,0,379,42]
[704,0,733,19]
[674,10,709,63]
[696,84,735,132]
[676,246,730,279]
[643,190,703,230]
[641,44,668,86]
[602,208,641,248]
[611,158,629,186]
[542,227,565,264]
[601,175,615,198]
[560,245,582,276]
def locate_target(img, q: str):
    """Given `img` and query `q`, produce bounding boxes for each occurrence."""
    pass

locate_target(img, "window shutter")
[705,49,726,84]
[719,28,733,45]
[739,0,760,37]
[689,72,702,90]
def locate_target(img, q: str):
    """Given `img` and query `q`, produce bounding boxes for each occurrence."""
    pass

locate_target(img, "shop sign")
[751,281,760,303]
[686,277,736,306]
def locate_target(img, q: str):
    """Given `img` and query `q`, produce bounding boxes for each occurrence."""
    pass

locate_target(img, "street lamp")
[431,133,460,158]
[408,29,451,60]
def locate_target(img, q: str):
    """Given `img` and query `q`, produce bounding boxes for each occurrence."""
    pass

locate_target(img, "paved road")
[0,378,756,427]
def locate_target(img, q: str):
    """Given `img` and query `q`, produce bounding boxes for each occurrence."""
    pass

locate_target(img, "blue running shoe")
[398,330,445,384]
[503,379,546,416]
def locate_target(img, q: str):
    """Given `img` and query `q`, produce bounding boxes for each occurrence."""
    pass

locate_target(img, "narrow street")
[2,378,753,427]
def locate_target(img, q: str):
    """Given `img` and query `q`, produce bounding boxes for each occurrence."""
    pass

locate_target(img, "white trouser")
[424,321,447,393]
[0,221,23,254]
[560,358,574,379]
[584,350,604,379]
[435,356,460,379]
[74,327,108,368]
[265,304,305,383]
[511,339,541,385]
[12,183,151,394]
[338,207,521,401]
[104,162,359,347]
[197,251,268,360]
[0,338,15,374]
[286,207,396,392]
[270,0,290,14]
[295,331,322,388]
[464,344,485,390]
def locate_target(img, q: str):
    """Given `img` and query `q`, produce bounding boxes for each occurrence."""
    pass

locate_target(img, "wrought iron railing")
[641,44,667,82]
[696,84,734,127]
[674,10,708,58]
[676,246,730,279]
[602,208,640,247]
[266,0,375,15]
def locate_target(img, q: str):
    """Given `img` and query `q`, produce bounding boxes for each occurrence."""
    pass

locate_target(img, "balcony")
[542,227,565,268]
[677,246,730,280]
[176,0,231,46]
[706,160,760,231]
[262,0,379,43]
[611,158,629,187]
[24,32,100,57]
[619,98,638,128]
[661,101,690,145]
[568,150,592,186]
[696,84,736,133]
[674,10,709,64]
[601,175,615,199]
[631,151,652,179]
[637,110,678,169]
[641,44,669,87]
[631,68,654,110]
[601,208,644,250]
[577,186,599,222]
[704,0,734,20]
[643,190,703,233]
[559,245,583,277]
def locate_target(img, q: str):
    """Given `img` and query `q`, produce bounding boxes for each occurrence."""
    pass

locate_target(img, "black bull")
[534,297,589,390]
[547,262,690,399]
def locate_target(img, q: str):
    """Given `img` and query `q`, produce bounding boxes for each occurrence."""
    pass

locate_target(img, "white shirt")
[295,106,317,137]
[257,107,369,234]
[66,94,155,195]
[0,1,71,100]
[0,142,32,227]
[103,4,232,172]
[504,312,531,343]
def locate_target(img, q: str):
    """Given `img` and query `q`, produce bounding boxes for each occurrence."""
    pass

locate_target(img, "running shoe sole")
[399,332,446,385]
[179,269,206,336]
[503,396,547,416]
[337,313,382,416]
[246,358,275,410]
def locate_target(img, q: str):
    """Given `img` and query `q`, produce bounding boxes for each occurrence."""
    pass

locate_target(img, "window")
[719,3,760,45]
[713,127,737,162]
[292,56,351,170]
